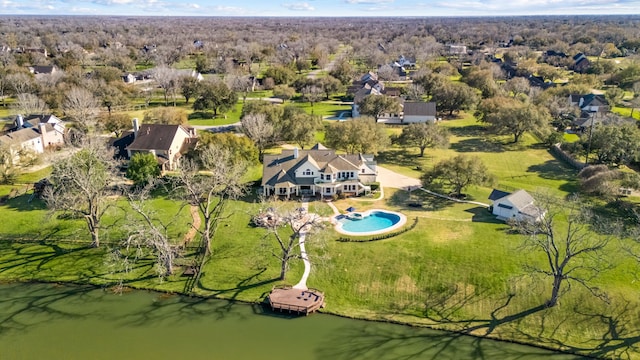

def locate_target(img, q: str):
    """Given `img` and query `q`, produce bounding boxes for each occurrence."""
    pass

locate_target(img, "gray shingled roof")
[127,124,188,151]
[403,102,436,116]
[504,190,534,210]
[262,145,372,187]
[0,128,41,145]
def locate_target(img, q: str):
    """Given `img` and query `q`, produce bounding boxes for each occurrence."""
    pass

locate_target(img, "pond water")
[0,283,580,360]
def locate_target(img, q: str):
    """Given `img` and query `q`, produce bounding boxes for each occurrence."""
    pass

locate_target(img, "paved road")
[190,122,241,133]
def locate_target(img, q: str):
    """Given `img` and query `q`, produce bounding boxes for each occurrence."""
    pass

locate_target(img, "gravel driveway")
[376,166,422,190]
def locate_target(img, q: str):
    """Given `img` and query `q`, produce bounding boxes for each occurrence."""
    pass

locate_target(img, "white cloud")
[282,2,315,11]
[345,0,394,4]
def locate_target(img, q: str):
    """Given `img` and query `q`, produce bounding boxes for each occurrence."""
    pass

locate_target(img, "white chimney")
[16,114,24,128]
[293,147,299,159]
[132,118,139,138]
[38,123,47,135]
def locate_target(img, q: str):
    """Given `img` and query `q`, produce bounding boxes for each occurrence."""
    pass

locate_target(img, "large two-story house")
[261,143,377,198]
[112,118,198,171]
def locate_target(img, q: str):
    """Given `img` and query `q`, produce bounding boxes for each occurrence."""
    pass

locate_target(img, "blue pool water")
[339,211,401,233]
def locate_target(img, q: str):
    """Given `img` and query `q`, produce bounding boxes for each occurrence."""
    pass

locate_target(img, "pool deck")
[333,209,407,236]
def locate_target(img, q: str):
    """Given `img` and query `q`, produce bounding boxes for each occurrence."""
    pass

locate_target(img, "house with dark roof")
[261,143,377,198]
[571,53,590,73]
[402,102,437,123]
[28,65,57,75]
[114,118,197,171]
[569,94,609,113]
[488,189,543,221]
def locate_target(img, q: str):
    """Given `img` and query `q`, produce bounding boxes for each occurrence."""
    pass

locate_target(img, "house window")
[303,169,313,176]
[325,188,331,194]
[350,172,354,178]
[361,168,365,174]
[320,174,324,180]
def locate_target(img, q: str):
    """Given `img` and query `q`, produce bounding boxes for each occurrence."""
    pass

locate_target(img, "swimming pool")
[334,210,406,236]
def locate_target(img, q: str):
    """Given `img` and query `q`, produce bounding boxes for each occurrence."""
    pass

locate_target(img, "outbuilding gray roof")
[403,102,436,117]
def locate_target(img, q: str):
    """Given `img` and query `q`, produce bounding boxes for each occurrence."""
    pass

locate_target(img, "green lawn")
[612,106,640,120]
[378,113,579,200]
[289,101,351,118]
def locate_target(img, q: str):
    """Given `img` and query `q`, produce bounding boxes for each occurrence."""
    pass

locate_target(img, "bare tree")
[153,65,179,106]
[13,93,49,115]
[123,182,179,277]
[256,204,325,281]
[176,145,248,255]
[44,140,119,247]
[62,87,99,132]
[7,72,34,95]
[241,113,274,161]
[514,196,612,307]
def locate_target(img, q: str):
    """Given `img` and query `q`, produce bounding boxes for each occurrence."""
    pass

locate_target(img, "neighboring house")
[115,118,197,171]
[568,94,609,113]
[397,55,416,69]
[572,53,590,73]
[122,73,136,83]
[176,69,204,82]
[352,82,384,118]
[20,114,65,148]
[0,114,66,163]
[28,65,57,75]
[488,189,543,222]
[389,62,407,78]
[360,71,378,83]
[528,74,555,89]
[448,44,467,55]
[351,72,405,119]
[0,128,44,163]
[402,102,437,123]
[261,143,377,198]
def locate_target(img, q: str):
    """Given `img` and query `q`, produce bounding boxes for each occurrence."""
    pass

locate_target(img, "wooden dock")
[268,285,325,316]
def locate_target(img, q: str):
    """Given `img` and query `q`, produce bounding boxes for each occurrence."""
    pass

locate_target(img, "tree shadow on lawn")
[387,189,453,212]
[376,149,430,170]
[417,280,640,359]
[447,124,488,138]
[526,158,578,182]
[2,194,47,211]
[464,206,503,224]
[451,138,504,153]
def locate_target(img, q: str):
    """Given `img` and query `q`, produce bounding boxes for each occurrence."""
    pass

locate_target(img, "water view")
[0,283,580,360]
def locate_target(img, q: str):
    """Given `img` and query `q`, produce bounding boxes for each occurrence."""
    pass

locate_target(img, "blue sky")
[1,0,639,16]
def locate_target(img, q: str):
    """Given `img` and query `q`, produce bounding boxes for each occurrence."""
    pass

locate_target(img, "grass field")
[378,113,579,200]
[1,109,639,358]
[612,106,640,120]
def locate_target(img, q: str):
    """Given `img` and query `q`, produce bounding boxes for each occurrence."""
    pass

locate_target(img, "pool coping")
[333,209,407,236]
